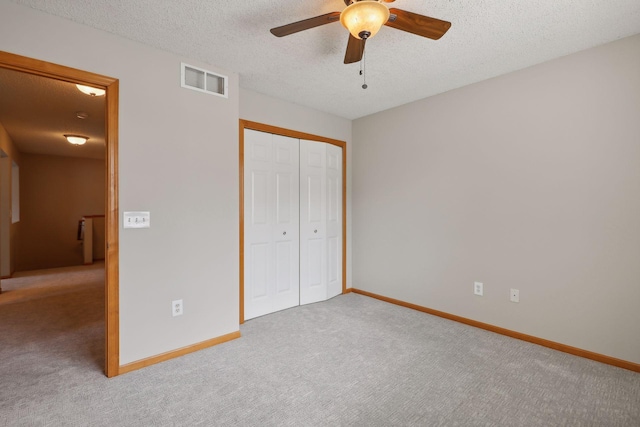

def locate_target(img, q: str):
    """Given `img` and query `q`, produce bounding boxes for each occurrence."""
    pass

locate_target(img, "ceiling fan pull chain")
[360,50,368,89]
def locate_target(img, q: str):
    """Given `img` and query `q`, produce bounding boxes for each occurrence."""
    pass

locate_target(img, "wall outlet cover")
[474,281,483,296]
[172,299,183,316]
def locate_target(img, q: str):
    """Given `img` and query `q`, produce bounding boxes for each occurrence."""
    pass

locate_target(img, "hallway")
[0,263,105,378]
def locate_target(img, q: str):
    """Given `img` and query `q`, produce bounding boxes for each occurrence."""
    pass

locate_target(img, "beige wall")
[0,154,10,277]
[0,121,21,279]
[0,121,22,163]
[352,34,640,364]
[16,153,104,271]
[0,0,240,365]
[240,88,353,287]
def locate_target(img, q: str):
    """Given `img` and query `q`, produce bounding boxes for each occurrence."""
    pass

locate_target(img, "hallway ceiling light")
[64,134,89,145]
[76,84,105,97]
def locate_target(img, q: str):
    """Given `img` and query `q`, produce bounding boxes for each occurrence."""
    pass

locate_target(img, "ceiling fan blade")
[344,34,366,64]
[270,12,341,37]
[385,8,451,40]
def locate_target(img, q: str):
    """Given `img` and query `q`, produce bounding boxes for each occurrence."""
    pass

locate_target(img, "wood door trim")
[0,50,120,377]
[238,120,245,324]
[239,119,348,324]
[241,120,346,148]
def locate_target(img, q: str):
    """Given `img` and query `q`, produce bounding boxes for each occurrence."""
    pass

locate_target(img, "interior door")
[299,139,328,305]
[244,130,300,320]
[299,141,343,304]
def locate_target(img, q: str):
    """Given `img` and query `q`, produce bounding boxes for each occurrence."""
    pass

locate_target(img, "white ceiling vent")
[181,63,228,98]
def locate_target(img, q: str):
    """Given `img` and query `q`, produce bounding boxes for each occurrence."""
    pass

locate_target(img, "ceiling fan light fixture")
[76,84,105,97]
[340,0,390,40]
[65,134,89,145]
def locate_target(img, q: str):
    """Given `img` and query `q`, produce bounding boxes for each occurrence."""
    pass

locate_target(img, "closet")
[243,128,343,320]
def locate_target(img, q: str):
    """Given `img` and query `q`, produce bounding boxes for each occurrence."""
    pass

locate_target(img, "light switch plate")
[123,211,150,228]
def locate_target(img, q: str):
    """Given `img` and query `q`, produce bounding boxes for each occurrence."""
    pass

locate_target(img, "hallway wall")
[16,153,104,271]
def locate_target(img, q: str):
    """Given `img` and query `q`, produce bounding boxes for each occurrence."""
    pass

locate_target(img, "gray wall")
[0,1,240,364]
[352,34,640,364]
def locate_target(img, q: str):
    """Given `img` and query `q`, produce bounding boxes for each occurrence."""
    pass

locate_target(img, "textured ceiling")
[0,67,105,159]
[11,0,640,120]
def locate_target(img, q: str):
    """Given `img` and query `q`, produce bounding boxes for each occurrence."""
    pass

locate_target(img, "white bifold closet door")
[244,130,300,320]
[299,139,342,305]
[244,130,342,320]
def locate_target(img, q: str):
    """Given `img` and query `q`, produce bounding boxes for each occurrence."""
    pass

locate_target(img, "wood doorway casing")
[0,51,120,377]
[239,119,347,324]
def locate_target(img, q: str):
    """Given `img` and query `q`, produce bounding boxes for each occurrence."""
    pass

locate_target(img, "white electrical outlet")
[172,299,183,316]
[510,289,519,303]
[474,281,483,296]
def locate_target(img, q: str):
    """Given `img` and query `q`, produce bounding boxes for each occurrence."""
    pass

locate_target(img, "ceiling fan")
[270,0,451,64]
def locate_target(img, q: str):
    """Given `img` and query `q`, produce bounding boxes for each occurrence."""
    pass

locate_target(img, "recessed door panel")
[327,175,339,222]
[276,145,293,164]
[251,171,269,225]
[307,175,322,224]
[307,238,323,288]
[251,143,269,162]
[307,150,323,168]
[327,149,339,171]
[250,243,269,299]
[276,172,292,224]
[248,129,271,162]
[275,241,292,293]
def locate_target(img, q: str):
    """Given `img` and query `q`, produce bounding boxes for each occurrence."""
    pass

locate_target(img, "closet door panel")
[244,130,299,319]
[271,134,299,312]
[300,140,328,305]
[244,130,274,318]
[326,144,342,299]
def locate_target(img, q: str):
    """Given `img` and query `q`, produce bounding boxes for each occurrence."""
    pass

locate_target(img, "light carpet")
[0,266,639,426]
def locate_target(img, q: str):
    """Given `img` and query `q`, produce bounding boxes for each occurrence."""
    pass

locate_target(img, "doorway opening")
[0,51,119,377]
